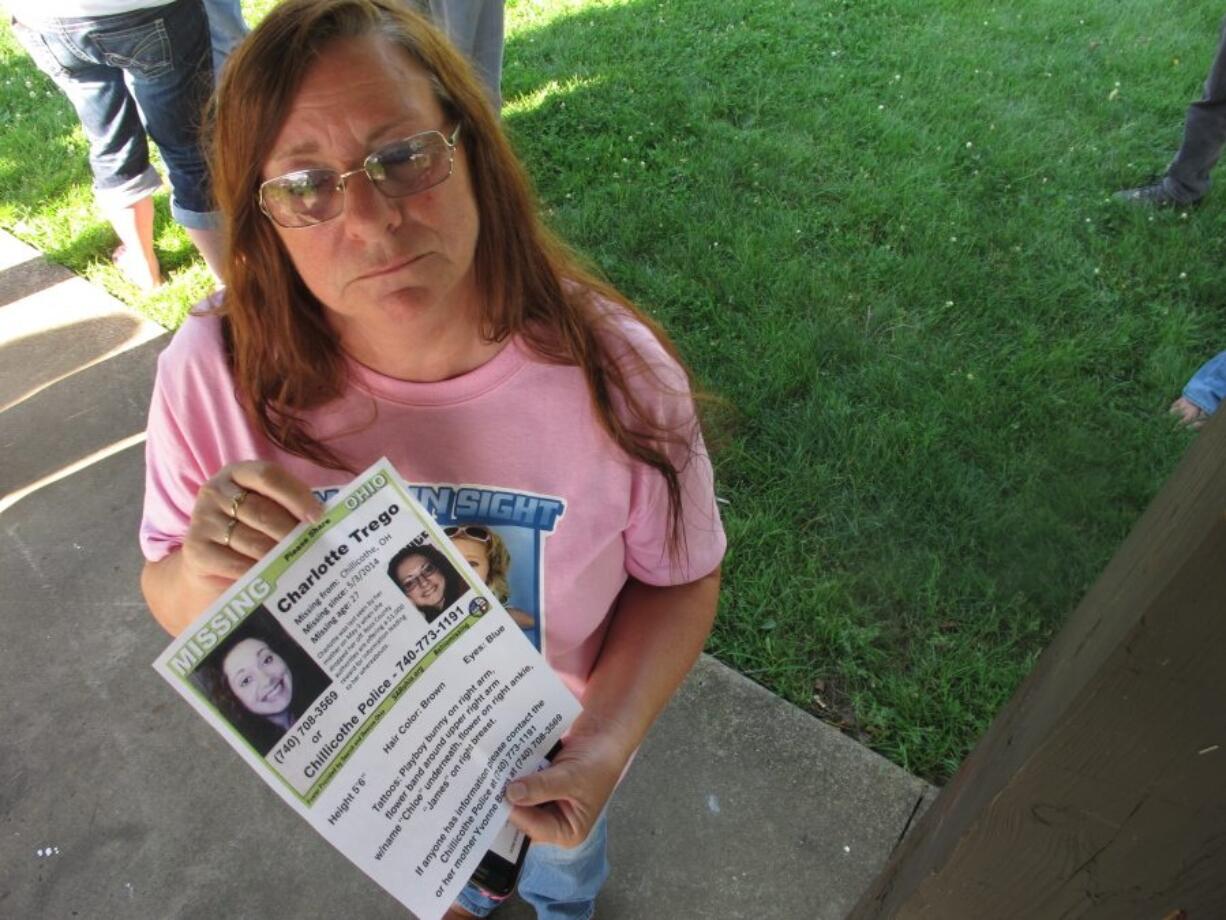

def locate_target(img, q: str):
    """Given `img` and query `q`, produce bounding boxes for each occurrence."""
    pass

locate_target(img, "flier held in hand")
[154,459,582,919]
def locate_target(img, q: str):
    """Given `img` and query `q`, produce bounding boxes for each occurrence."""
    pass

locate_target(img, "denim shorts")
[456,812,610,920]
[12,0,218,230]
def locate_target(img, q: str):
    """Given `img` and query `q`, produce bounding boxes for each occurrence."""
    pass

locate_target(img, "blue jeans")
[1183,350,1226,415]
[201,0,247,77]
[12,0,217,230]
[456,813,610,920]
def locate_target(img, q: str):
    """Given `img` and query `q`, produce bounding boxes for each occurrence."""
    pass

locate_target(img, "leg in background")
[104,194,162,289]
[1164,17,1226,202]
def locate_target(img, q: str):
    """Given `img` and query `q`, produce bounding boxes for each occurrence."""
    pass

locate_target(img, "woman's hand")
[1170,396,1209,430]
[504,712,631,848]
[502,571,721,846]
[142,461,323,634]
[180,460,323,582]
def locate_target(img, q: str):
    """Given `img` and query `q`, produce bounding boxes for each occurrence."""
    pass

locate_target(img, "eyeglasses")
[258,125,461,229]
[398,561,439,594]
[444,525,492,543]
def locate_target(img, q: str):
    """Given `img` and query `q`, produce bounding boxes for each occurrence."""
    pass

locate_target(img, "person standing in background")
[416,0,504,108]
[203,0,248,77]
[1118,19,1226,207]
[8,0,224,288]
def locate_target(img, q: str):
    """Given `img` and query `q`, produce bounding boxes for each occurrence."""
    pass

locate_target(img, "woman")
[193,610,331,756]
[138,0,724,915]
[446,523,535,632]
[387,541,468,622]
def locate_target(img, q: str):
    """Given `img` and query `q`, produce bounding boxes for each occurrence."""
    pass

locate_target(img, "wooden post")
[848,411,1226,919]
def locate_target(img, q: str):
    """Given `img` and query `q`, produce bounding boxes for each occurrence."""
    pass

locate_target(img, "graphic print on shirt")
[314,482,565,652]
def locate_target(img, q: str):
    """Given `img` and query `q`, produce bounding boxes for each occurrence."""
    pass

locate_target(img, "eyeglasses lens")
[260,130,454,228]
[372,135,448,196]
[261,169,340,227]
[402,561,438,593]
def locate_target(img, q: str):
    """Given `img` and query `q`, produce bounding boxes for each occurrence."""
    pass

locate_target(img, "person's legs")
[10,17,165,284]
[468,0,504,111]
[1164,17,1226,202]
[515,812,609,920]
[120,0,222,281]
[105,194,162,289]
[184,225,225,279]
[425,0,504,109]
[201,0,248,78]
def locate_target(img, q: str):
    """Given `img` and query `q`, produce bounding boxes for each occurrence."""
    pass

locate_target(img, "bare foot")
[1170,396,1208,430]
[112,244,163,291]
[442,906,479,919]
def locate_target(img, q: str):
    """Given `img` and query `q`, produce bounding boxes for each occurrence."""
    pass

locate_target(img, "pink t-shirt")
[140,308,726,699]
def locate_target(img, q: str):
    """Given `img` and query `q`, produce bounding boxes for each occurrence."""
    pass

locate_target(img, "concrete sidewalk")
[0,230,934,919]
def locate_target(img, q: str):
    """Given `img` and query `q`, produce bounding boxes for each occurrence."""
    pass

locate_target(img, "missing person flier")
[154,459,581,920]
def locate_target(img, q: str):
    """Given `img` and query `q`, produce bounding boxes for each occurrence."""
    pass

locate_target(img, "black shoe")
[1113,181,1200,208]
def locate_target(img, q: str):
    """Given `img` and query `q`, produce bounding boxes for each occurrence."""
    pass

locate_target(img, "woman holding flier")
[137,1,724,915]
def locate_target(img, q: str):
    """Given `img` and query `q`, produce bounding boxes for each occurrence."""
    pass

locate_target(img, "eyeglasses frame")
[398,560,440,594]
[258,123,462,229]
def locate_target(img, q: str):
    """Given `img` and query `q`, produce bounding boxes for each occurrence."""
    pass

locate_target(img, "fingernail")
[506,782,526,803]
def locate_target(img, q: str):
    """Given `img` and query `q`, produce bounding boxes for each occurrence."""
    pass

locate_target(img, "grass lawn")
[4,0,1225,781]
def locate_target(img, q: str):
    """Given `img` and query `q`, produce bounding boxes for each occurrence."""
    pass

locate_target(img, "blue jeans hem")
[15,0,215,218]
[94,165,163,209]
[171,202,220,231]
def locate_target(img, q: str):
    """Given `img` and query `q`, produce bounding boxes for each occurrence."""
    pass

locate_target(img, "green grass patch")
[3,0,1224,780]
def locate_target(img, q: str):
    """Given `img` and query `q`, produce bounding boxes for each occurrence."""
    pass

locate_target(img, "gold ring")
[223,516,239,548]
[229,488,249,520]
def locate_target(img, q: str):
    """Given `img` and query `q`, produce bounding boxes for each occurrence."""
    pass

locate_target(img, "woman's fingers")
[222,515,282,561]
[506,764,580,844]
[230,489,303,545]
[183,461,323,582]
[1170,396,1207,427]
[507,801,574,843]
[504,754,613,848]
[231,460,324,524]
[505,762,570,807]
[182,515,260,579]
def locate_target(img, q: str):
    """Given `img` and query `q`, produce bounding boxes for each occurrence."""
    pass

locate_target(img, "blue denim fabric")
[12,0,218,230]
[1182,350,1226,415]
[456,813,610,920]
[201,0,246,77]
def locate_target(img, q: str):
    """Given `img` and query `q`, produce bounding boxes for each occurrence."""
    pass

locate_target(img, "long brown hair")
[208,0,699,552]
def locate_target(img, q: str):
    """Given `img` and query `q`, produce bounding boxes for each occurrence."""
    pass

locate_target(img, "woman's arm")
[142,551,238,636]
[505,566,721,846]
[141,460,324,636]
